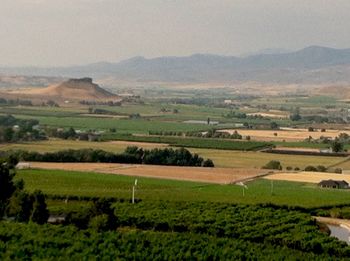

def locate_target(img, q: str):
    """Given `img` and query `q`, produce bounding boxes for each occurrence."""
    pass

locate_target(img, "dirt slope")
[1,78,119,102]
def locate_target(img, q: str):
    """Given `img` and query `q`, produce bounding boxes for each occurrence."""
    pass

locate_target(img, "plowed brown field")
[26,162,266,184]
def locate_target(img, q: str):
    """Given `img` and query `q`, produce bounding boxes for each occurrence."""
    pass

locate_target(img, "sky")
[1,0,350,67]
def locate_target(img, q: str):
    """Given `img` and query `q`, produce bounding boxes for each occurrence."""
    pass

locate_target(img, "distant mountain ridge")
[2,46,350,84]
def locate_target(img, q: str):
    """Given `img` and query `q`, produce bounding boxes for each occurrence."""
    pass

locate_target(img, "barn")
[318,180,349,189]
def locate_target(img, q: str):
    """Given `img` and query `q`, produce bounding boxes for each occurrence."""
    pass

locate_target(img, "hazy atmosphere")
[1,0,350,66]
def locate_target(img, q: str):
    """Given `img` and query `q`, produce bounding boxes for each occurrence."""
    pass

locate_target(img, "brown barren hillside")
[317,85,350,99]
[0,77,120,102]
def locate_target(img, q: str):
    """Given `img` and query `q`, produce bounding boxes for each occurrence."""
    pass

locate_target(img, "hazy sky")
[1,0,350,66]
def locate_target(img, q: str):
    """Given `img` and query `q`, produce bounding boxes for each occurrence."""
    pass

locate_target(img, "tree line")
[6,146,215,167]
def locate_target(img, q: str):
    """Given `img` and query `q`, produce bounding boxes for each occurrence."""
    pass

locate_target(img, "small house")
[318,180,349,189]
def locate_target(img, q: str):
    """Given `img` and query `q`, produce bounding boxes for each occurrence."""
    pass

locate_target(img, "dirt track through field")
[25,162,265,184]
[264,171,350,184]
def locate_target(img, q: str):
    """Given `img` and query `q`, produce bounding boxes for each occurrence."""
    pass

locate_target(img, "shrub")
[262,160,282,170]
[89,214,110,232]
[202,159,214,167]
[334,168,343,174]
[304,166,318,172]
[286,166,293,171]
[316,165,327,172]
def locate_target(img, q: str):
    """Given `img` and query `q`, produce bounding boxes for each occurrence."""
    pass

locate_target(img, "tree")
[30,190,49,224]
[290,113,301,121]
[7,191,33,222]
[0,158,18,217]
[202,159,214,167]
[270,122,279,130]
[262,160,282,170]
[332,139,344,153]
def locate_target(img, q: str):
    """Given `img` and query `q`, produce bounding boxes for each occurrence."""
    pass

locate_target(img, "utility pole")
[132,179,138,204]
[271,180,274,196]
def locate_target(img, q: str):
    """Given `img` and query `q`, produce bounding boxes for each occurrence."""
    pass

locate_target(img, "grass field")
[16,115,217,134]
[17,169,350,208]
[101,134,272,151]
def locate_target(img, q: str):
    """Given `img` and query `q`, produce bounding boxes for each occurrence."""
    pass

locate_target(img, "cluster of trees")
[303,165,342,173]
[0,98,33,106]
[0,157,48,224]
[149,129,242,140]
[8,147,214,167]
[65,198,117,231]
[0,115,44,143]
[46,127,101,142]
[46,127,78,140]
[262,160,283,170]
[80,100,121,106]
[304,136,346,153]
[87,107,119,115]
[41,100,59,107]
[160,107,179,113]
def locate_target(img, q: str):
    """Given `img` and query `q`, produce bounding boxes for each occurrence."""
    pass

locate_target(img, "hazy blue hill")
[2,46,350,84]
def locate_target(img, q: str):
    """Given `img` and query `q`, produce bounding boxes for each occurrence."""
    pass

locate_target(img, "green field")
[101,134,272,151]
[17,169,350,208]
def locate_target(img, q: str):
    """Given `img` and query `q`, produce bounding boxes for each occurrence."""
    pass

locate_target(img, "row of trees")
[0,98,33,106]
[8,147,215,167]
[149,129,243,140]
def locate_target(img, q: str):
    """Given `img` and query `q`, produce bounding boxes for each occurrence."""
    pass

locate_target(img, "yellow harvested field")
[190,148,344,169]
[264,171,350,184]
[0,139,168,154]
[247,112,288,119]
[26,162,266,184]
[219,129,350,142]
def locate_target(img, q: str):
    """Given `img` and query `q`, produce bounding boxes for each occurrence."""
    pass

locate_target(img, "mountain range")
[1,46,350,85]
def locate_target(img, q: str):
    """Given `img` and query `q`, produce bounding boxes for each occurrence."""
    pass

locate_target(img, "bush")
[334,168,343,174]
[262,160,282,170]
[89,214,110,232]
[202,159,214,167]
[304,166,318,172]
[286,166,293,171]
[316,165,327,172]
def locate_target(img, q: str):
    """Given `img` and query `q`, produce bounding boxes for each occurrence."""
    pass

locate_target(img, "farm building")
[318,180,349,189]
[16,162,31,170]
